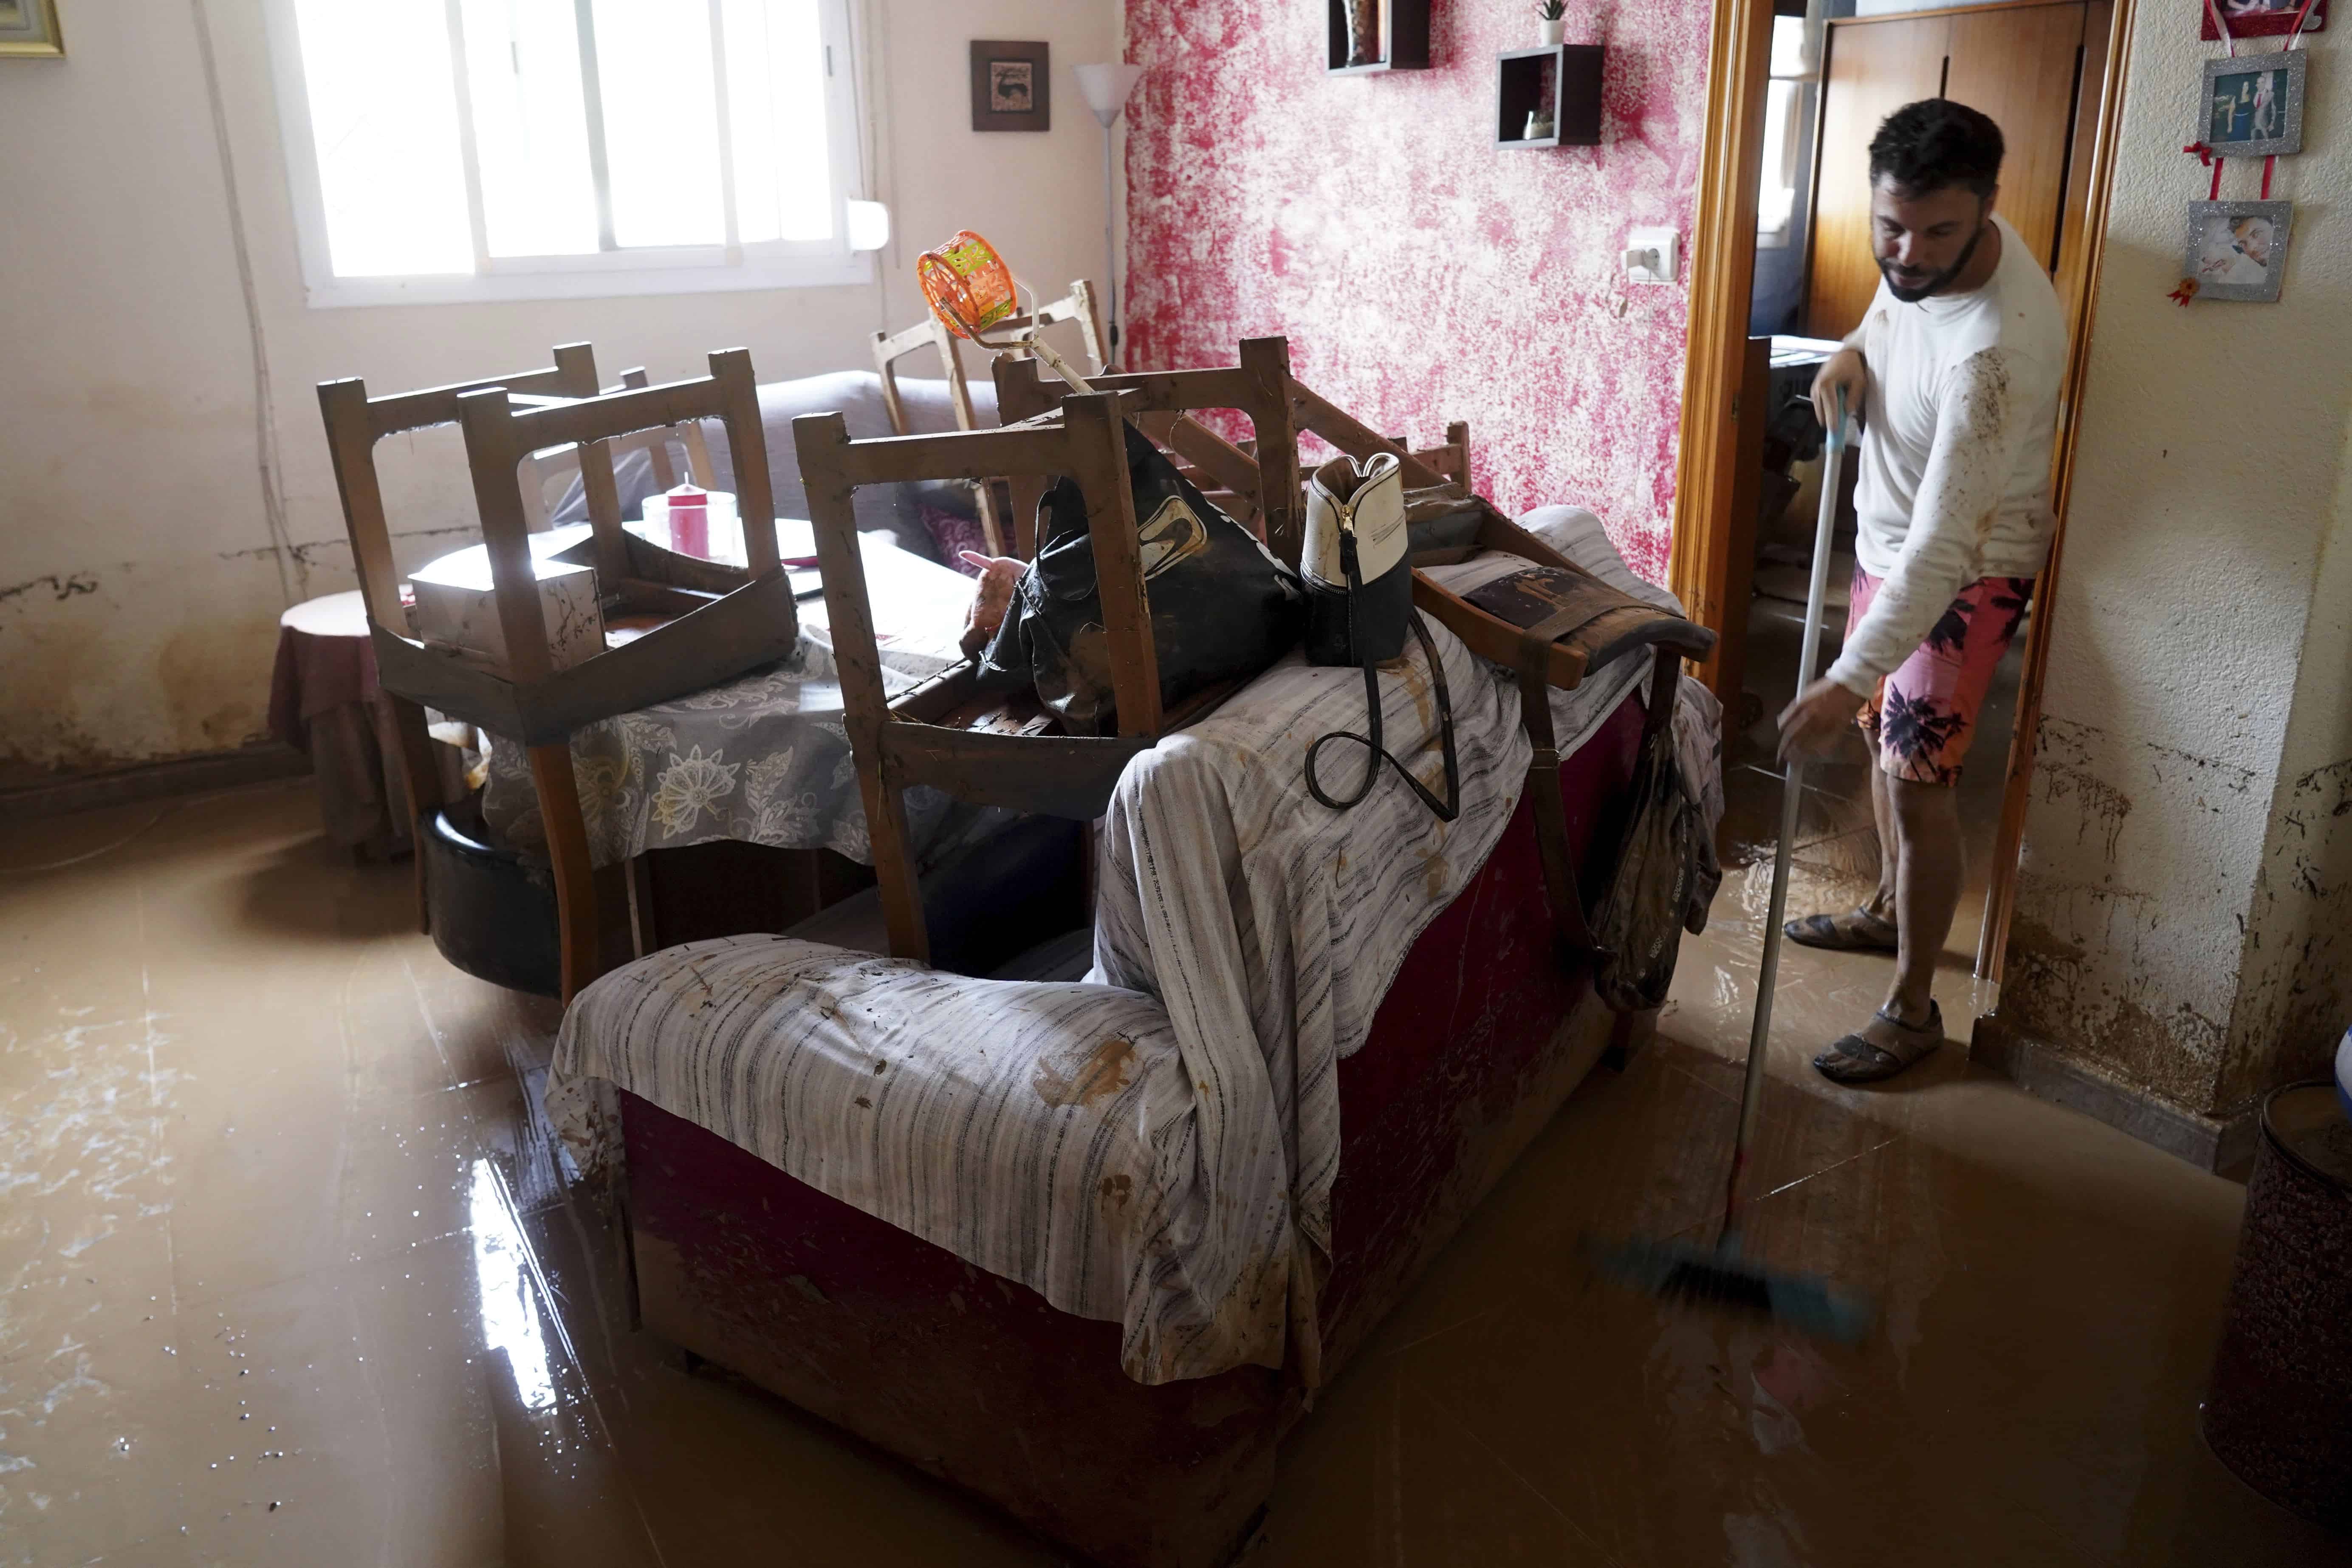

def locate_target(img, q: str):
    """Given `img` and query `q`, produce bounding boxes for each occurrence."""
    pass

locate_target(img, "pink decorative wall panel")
[1122,0,1712,581]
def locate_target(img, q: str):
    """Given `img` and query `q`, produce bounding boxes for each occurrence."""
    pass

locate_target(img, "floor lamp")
[1073,62,1145,370]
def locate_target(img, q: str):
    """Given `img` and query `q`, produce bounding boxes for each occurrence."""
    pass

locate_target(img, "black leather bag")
[974,422,1303,732]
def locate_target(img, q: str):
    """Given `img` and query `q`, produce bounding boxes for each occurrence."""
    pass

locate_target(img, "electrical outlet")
[1624,227,1678,285]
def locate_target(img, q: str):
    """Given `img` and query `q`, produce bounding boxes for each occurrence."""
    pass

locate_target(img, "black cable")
[1304,531,1460,821]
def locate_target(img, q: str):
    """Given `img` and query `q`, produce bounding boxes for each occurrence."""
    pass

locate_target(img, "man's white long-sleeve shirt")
[1825,214,2066,695]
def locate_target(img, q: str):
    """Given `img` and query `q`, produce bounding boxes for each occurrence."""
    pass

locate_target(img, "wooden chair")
[318,343,602,934]
[795,387,1226,964]
[988,335,1301,562]
[320,348,799,1001]
[872,280,1110,554]
[517,367,718,532]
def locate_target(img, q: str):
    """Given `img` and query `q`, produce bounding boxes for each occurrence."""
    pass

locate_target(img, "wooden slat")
[833,424,1085,487]
[505,373,729,452]
[1063,394,1160,736]
[710,348,781,576]
[456,387,557,687]
[1288,380,1451,492]
[316,379,407,632]
[795,410,929,961]
[365,342,598,438]
[1238,338,1301,561]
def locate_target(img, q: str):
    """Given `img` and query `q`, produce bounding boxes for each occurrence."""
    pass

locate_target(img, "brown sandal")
[1784,907,1899,953]
[1814,1002,1942,1084]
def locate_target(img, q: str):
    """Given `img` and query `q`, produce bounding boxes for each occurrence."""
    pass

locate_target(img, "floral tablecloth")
[480,535,1005,870]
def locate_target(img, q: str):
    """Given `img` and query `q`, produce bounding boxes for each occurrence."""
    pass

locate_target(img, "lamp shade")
[1072,62,1145,127]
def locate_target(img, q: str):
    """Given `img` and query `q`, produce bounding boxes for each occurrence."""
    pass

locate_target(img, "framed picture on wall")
[2199,51,2306,156]
[2184,200,2293,302]
[971,40,1050,132]
[2201,0,2326,40]
[0,0,65,59]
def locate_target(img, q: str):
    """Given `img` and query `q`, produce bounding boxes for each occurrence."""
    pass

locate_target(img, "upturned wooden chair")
[873,280,1109,554]
[320,348,800,1001]
[796,385,1242,964]
[318,343,603,931]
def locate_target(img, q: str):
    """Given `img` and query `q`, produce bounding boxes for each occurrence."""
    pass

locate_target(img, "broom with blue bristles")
[1584,389,1872,1344]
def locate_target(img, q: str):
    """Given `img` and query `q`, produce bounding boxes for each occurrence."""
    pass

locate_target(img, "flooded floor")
[1,753,2339,1562]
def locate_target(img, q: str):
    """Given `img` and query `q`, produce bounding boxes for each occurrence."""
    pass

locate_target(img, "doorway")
[1667,0,2133,1031]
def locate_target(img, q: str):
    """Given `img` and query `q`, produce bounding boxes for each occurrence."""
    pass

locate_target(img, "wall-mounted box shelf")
[1327,0,1430,75]
[1496,44,1604,148]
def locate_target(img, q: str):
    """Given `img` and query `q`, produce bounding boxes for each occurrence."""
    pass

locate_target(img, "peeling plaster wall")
[2005,6,2352,1116]
[1121,0,1708,583]
[0,0,1118,785]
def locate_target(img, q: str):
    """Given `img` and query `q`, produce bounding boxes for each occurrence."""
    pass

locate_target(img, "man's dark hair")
[1869,99,2004,200]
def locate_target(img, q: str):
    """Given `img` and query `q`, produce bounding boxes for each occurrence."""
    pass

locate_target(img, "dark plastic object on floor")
[427,804,1086,1001]
[2201,1079,2352,1529]
[423,802,562,998]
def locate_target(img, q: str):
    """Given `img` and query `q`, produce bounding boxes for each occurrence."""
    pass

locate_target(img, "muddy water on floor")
[0,781,2336,1565]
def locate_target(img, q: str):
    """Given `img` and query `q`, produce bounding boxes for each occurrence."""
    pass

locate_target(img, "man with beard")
[1775,99,2064,1082]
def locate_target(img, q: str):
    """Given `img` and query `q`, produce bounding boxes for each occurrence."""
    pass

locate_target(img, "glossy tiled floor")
[1,742,2340,1562]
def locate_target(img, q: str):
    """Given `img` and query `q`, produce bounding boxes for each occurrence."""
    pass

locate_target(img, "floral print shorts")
[1847,569,2033,786]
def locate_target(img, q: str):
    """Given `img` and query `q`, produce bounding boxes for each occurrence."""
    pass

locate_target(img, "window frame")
[262,0,876,308]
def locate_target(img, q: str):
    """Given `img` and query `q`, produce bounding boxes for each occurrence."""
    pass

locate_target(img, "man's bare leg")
[1785,763,1902,949]
[1863,762,1899,922]
[1813,774,1962,1080]
[1886,777,1963,1023]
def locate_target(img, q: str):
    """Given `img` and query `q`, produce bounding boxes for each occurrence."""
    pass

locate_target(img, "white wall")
[0,0,1120,783]
[2003,9,2352,1113]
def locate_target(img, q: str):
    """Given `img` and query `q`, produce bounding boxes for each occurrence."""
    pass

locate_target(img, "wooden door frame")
[1665,0,2139,985]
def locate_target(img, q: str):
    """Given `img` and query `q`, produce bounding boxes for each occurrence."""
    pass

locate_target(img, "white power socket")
[1623,227,1678,285]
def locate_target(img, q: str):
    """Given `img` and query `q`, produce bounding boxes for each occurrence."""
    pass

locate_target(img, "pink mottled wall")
[1122,1,1712,582]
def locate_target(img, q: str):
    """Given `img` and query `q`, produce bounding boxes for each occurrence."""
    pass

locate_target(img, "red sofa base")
[621,694,1650,1567]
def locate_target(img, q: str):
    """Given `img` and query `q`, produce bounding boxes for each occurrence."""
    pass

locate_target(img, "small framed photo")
[2202,0,2326,40]
[0,0,65,59]
[2199,51,2306,156]
[2185,200,2293,302]
[971,40,1050,132]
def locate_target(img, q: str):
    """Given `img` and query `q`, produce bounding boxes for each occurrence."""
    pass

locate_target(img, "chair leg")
[528,742,601,1004]
[864,777,927,964]
[386,696,444,934]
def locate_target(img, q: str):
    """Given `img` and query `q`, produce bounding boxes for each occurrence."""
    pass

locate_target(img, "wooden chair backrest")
[317,342,602,635]
[517,367,719,532]
[989,336,1302,564]
[453,348,779,687]
[792,393,1148,961]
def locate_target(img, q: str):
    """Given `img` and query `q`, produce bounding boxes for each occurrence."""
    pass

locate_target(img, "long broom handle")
[1724,387,1852,1242]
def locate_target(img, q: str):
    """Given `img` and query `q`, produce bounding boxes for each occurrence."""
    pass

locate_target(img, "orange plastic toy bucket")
[916,229,1019,340]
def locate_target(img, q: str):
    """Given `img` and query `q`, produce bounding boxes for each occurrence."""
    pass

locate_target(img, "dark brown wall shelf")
[1327,0,1430,74]
[1496,44,1605,148]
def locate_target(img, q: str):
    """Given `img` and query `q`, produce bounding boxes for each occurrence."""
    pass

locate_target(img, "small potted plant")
[1536,0,1567,46]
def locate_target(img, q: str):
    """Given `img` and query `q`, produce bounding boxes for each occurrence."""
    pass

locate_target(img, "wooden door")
[1945,3,2089,274]
[2051,0,2113,321]
[1804,14,1949,339]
